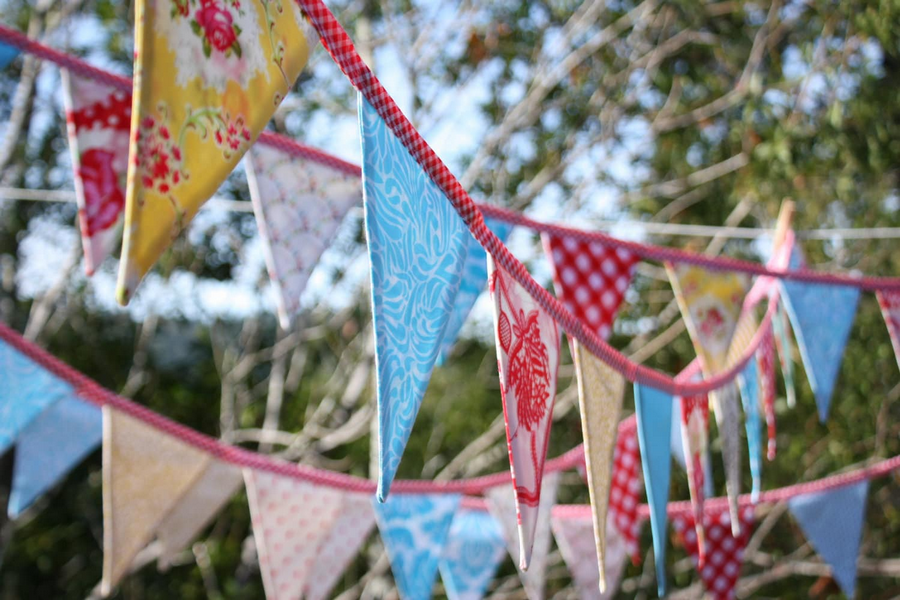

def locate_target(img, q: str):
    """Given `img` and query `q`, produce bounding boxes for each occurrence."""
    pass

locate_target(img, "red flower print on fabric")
[79,149,125,235]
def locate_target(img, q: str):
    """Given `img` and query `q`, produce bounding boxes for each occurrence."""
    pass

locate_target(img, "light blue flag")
[788,481,869,598]
[437,217,512,365]
[373,493,461,600]
[0,340,74,454]
[359,96,468,500]
[780,278,859,422]
[8,395,102,517]
[738,359,763,501]
[0,42,19,70]
[438,508,506,600]
[633,383,674,597]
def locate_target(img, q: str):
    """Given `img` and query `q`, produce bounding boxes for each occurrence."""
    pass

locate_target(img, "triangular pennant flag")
[373,493,461,600]
[244,469,344,600]
[876,290,900,371]
[156,459,243,569]
[438,216,513,364]
[678,387,710,565]
[667,262,750,373]
[438,507,507,600]
[8,395,102,518]
[607,420,643,562]
[61,70,130,275]
[359,96,468,500]
[712,382,743,536]
[572,341,625,591]
[773,301,797,408]
[305,491,377,600]
[672,505,755,600]
[0,340,74,454]
[780,277,859,422]
[486,471,559,600]
[737,359,762,501]
[670,395,686,469]
[0,41,19,69]
[633,383,674,597]
[551,511,628,600]
[758,324,778,460]
[117,0,319,302]
[543,234,638,340]
[788,481,869,598]
[246,144,362,329]
[487,256,560,568]
[102,407,210,594]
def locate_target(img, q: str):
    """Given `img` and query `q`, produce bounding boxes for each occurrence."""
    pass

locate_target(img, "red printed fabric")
[672,505,755,600]
[542,234,639,340]
[877,290,900,371]
[607,422,643,561]
[61,70,130,275]
[679,392,710,564]
[758,324,778,460]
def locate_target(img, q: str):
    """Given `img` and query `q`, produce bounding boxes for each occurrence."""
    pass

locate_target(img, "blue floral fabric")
[359,96,468,500]
[438,508,506,600]
[373,493,461,600]
[738,358,762,501]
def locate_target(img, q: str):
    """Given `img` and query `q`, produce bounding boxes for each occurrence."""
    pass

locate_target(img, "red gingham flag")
[607,421,643,561]
[542,234,639,340]
[672,505,755,600]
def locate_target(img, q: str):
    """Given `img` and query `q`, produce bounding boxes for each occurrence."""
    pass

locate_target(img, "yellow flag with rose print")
[116,0,319,304]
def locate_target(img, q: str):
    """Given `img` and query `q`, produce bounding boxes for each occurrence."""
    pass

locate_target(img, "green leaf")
[202,36,211,58]
[190,19,201,36]
[233,23,242,36]
[232,41,242,59]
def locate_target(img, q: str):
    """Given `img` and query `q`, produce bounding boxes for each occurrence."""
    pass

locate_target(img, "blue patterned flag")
[437,216,512,365]
[438,508,507,600]
[788,481,869,598]
[373,493,461,600]
[0,340,74,453]
[738,358,763,501]
[0,42,19,70]
[780,278,859,422]
[8,395,102,517]
[358,96,468,500]
[633,383,674,597]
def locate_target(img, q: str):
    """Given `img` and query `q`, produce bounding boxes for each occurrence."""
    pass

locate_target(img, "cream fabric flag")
[246,144,361,329]
[101,407,210,595]
[244,468,344,600]
[572,341,625,593]
[117,0,319,303]
[486,472,560,600]
[156,459,244,569]
[551,511,627,600]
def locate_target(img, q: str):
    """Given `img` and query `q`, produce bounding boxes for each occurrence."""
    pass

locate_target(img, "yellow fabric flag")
[117,0,319,303]
[572,342,625,594]
[101,407,210,595]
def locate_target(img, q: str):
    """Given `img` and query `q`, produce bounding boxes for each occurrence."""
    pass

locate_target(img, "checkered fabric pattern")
[608,422,643,561]
[672,505,755,600]
[543,234,639,340]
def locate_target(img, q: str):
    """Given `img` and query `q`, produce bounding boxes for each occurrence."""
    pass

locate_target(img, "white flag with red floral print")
[677,370,711,565]
[542,234,638,340]
[61,70,130,275]
[877,290,900,371]
[487,256,560,569]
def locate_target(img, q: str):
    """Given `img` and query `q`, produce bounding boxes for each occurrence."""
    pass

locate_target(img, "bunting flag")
[359,96,468,500]
[244,469,344,600]
[758,324,778,460]
[773,301,797,408]
[0,41,19,69]
[713,383,743,536]
[788,481,869,598]
[486,472,559,600]
[305,491,377,600]
[245,144,362,329]
[438,508,507,600]
[0,339,75,453]
[373,493,461,600]
[438,217,513,364]
[61,70,130,275]
[542,234,638,340]
[876,290,900,370]
[633,383,674,597]
[117,0,319,302]
[156,459,243,569]
[572,341,625,591]
[672,505,755,600]
[551,511,628,600]
[8,396,102,518]
[780,277,859,422]
[101,407,210,594]
[737,359,762,501]
[487,256,560,568]
[608,421,643,561]
[679,390,710,564]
